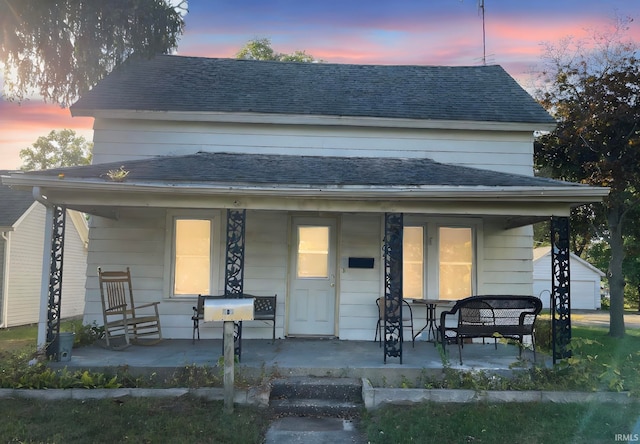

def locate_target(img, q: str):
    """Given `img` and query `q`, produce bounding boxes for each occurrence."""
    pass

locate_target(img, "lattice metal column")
[45,206,66,359]
[551,216,571,363]
[224,209,246,359]
[383,213,403,364]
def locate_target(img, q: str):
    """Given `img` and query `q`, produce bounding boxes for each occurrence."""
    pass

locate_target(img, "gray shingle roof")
[71,56,555,125]
[28,152,581,189]
[0,170,35,227]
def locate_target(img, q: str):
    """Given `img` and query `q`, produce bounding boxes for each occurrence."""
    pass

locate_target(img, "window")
[167,212,220,298]
[402,222,476,300]
[403,226,424,299]
[297,226,329,278]
[438,227,473,299]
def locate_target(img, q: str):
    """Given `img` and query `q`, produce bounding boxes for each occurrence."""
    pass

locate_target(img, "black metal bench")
[192,294,277,343]
[439,295,542,364]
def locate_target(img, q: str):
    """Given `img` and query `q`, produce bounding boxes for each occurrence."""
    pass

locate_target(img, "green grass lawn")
[0,323,38,351]
[0,397,271,444]
[0,397,637,444]
[362,401,640,444]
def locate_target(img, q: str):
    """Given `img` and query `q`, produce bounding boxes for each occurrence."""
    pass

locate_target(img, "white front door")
[288,217,337,336]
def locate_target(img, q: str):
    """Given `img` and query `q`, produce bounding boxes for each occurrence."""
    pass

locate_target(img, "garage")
[533,246,605,310]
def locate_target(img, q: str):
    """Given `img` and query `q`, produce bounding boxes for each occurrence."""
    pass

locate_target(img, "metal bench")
[192,294,277,343]
[439,295,542,364]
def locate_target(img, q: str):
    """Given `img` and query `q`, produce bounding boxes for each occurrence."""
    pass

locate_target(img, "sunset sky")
[1,0,639,169]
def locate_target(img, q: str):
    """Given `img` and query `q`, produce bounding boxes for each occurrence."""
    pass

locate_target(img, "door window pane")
[403,226,424,299]
[297,226,329,278]
[439,227,473,299]
[174,219,211,295]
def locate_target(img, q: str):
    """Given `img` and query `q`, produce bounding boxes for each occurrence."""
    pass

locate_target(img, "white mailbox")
[204,298,255,322]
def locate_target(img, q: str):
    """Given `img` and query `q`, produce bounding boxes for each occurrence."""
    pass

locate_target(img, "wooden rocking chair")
[98,267,162,349]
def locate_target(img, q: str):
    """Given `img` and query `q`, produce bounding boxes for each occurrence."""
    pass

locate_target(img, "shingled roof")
[26,152,581,189]
[71,55,555,125]
[0,170,35,228]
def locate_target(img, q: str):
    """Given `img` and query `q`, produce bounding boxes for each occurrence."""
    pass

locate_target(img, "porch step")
[269,377,363,417]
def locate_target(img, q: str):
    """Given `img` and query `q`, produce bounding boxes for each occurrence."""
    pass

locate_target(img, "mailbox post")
[204,298,254,414]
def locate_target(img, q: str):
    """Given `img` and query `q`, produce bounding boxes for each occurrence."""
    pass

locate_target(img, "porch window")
[403,226,424,299]
[402,223,475,300]
[167,213,221,298]
[438,227,473,300]
[174,219,211,295]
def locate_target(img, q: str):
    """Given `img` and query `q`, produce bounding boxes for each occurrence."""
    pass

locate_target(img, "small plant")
[104,165,129,182]
[169,364,222,388]
[62,320,104,347]
[534,316,552,351]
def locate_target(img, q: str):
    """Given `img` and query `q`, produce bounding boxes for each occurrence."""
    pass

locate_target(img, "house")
[533,246,604,310]
[1,56,609,360]
[0,171,88,328]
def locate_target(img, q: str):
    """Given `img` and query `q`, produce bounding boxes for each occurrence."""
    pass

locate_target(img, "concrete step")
[270,377,362,403]
[270,398,362,418]
[269,377,363,417]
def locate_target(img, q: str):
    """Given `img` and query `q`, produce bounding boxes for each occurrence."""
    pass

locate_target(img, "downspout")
[33,187,53,352]
[0,230,10,329]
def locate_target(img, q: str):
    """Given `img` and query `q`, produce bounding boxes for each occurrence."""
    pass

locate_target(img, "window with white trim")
[167,212,221,298]
[403,226,424,299]
[438,226,473,299]
[402,222,477,300]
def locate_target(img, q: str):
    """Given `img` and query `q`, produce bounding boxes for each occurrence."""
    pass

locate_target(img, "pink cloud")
[0,100,93,169]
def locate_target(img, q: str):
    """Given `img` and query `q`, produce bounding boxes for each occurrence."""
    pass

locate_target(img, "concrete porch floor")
[53,338,548,387]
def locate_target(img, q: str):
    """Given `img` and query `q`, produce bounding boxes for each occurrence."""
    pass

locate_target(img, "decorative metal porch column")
[551,216,571,364]
[224,209,246,359]
[383,213,403,363]
[45,205,66,359]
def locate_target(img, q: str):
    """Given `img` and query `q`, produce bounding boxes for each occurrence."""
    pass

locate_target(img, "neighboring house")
[1,56,609,346]
[0,171,88,328]
[533,246,604,310]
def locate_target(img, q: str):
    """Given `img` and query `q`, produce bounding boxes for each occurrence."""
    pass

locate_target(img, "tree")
[621,206,640,311]
[20,129,93,171]
[0,0,185,106]
[534,17,640,337]
[236,38,319,62]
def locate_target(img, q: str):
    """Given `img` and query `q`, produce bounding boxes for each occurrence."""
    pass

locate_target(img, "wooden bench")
[439,295,542,364]
[192,294,277,343]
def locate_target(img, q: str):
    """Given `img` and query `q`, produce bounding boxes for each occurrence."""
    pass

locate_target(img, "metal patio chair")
[374,297,415,347]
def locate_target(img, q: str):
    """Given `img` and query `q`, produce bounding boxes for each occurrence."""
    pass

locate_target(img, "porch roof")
[1,152,608,227]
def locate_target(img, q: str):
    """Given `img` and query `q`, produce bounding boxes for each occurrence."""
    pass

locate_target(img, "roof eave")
[70,109,557,132]
[1,175,609,203]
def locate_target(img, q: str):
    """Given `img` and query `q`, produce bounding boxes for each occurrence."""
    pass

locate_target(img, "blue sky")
[1,0,639,169]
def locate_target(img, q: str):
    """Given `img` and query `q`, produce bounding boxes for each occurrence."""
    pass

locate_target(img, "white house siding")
[242,211,288,339]
[84,208,290,339]
[83,208,535,341]
[479,223,534,296]
[59,216,87,319]
[84,208,170,331]
[337,213,383,341]
[3,205,88,327]
[5,203,45,327]
[90,119,535,176]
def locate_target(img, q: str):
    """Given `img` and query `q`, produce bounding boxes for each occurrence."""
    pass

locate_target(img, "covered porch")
[50,338,547,387]
[1,153,609,365]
